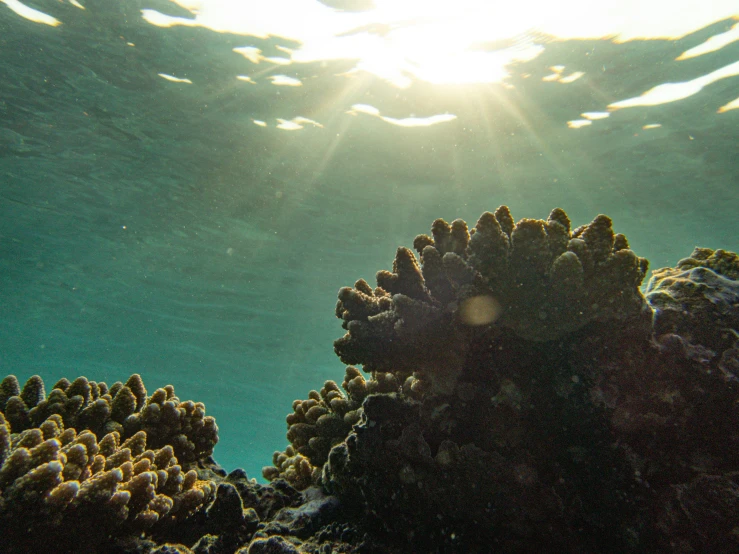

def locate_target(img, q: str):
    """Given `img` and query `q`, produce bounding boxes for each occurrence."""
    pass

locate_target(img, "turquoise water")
[1,0,737,479]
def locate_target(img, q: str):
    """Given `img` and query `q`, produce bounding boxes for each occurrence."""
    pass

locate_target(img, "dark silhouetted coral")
[321,210,739,551]
[323,238,739,552]
[335,206,651,393]
[154,466,356,554]
[323,361,647,552]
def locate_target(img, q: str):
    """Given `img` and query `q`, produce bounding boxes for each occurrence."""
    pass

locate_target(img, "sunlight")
[232,46,263,64]
[581,112,610,120]
[268,75,302,86]
[347,104,457,127]
[543,66,585,84]
[136,0,739,134]
[1,0,61,26]
[144,0,738,88]
[718,97,739,113]
[381,113,458,127]
[158,73,193,84]
[609,60,739,109]
[677,21,739,60]
[567,119,592,129]
[262,117,325,130]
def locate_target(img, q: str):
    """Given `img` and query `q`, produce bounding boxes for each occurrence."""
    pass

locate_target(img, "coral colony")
[2,207,738,553]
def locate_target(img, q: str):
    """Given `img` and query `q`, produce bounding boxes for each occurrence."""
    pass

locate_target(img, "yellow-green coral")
[0,411,215,552]
[122,384,219,465]
[263,445,317,491]
[0,374,218,469]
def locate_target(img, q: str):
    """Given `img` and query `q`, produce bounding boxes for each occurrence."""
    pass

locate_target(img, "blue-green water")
[1,0,737,479]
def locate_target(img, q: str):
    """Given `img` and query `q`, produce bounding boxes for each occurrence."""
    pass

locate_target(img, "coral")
[0,374,218,468]
[244,536,300,554]
[325,211,739,551]
[646,247,739,366]
[0,411,9,466]
[322,367,646,552]
[157,465,352,554]
[463,208,650,339]
[226,467,303,524]
[122,384,219,465]
[1,208,736,554]
[172,481,261,554]
[322,243,739,552]
[264,446,316,491]
[150,546,195,554]
[0,412,216,554]
[598,336,739,476]
[334,206,650,393]
[657,473,739,552]
[263,368,400,489]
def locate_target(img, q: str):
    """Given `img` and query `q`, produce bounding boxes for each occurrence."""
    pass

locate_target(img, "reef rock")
[647,247,739,374]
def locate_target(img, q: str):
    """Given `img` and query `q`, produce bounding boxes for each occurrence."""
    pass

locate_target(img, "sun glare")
[1,0,61,25]
[18,0,726,133]
[139,0,739,92]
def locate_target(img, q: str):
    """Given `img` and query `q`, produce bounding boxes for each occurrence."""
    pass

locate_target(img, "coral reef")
[0,374,218,468]
[256,229,739,553]
[0,411,216,553]
[334,206,651,393]
[4,208,738,554]
[319,210,739,552]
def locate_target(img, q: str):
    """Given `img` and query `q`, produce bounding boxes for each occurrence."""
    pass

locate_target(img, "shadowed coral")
[657,473,739,551]
[334,206,651,393]
[263,367,400,489]
[0,412,9,466]
[322,245,739,552]
[321,387,640,551]
[320,213,739,551]
[0,374,218,469]
[0,413,216,553]
[245,536,301,554]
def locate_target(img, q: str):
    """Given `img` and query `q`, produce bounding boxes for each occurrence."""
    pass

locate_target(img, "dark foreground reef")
[2,206,738,553]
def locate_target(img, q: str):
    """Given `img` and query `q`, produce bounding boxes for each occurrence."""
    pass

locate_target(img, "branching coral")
[263,367,401,489]
[334,206,651,393]
[0,374,218,468]
[324,232,739,552]
[0,411,215,553]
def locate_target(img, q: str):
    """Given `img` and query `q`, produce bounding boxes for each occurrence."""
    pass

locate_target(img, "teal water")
[1,0,737,479]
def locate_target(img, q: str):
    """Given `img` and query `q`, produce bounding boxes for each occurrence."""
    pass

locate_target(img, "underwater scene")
[1,0,738,551]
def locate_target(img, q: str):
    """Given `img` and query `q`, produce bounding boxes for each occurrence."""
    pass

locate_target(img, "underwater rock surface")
[3,207,739,553]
